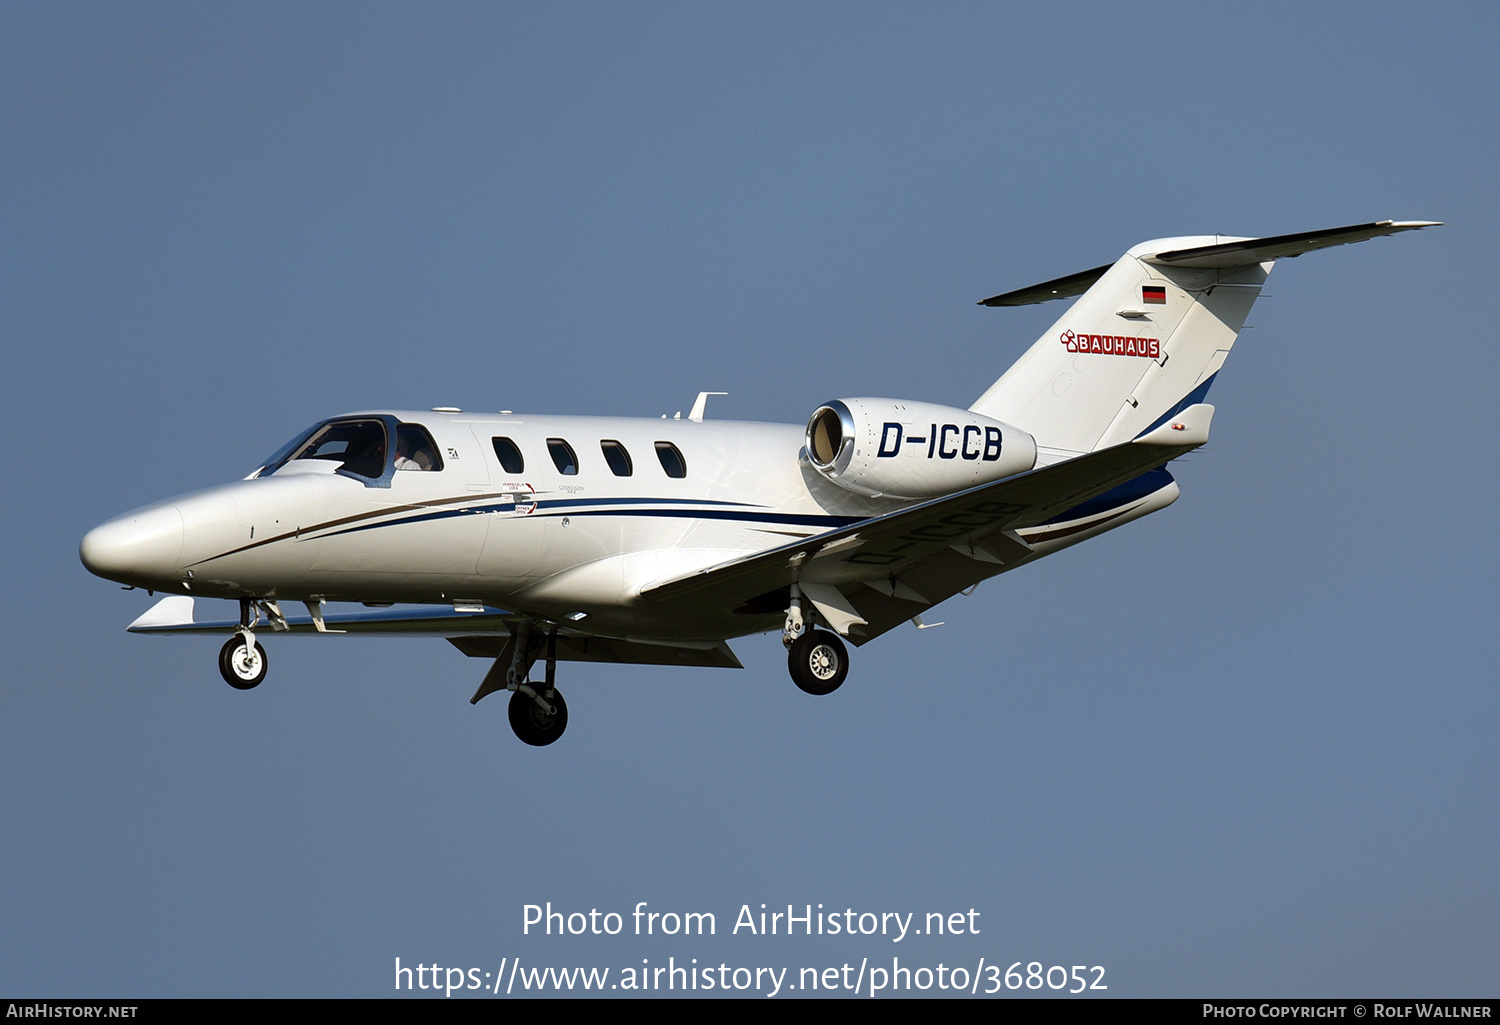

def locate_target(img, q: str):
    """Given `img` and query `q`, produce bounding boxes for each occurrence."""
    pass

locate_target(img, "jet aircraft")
[80,221,1437,745]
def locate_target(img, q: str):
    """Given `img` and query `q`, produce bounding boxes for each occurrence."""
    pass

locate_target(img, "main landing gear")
[787,630,848,695]
[508,688,568,747]
[495,622,568,747]
[783,585,849,695]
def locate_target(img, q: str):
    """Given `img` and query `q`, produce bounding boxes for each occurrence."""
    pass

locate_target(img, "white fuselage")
[80,410,919,642]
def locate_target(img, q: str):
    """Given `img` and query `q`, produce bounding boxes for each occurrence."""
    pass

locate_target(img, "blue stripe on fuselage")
[1039,467,1176,526]
[314,497,861,541]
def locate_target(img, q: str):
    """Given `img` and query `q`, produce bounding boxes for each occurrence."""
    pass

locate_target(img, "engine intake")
[806,398,1036,499]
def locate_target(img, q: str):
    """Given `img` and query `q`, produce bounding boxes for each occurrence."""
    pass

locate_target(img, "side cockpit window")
[394,424,443,471]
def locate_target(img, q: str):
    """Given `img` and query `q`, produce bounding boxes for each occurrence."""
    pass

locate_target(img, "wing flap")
[447,634,742,669]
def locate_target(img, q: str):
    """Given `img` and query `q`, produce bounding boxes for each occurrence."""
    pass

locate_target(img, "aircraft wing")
[127,597,742,669]
[639,404,1213,638]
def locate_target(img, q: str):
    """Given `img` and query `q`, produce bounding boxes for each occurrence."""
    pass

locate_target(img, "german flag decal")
[1142,285,1167,305]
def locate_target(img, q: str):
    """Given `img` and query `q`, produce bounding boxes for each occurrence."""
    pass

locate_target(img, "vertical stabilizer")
[969,221,1438,454]
[970,237,1266,454]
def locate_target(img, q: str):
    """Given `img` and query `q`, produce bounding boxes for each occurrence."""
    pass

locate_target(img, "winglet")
[128,595,197,632]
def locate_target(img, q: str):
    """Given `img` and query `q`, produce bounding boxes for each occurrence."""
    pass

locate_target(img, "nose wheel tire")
[508,688,568,746]
[788,630,848,695]
[218,636,268,690]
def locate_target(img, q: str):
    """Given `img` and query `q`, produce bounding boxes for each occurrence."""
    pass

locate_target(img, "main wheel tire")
[508,687,568,746]
[218,636,268,690]
[788,630,848,695]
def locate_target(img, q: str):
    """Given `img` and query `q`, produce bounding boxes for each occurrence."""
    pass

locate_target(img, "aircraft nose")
[79,504,185,586]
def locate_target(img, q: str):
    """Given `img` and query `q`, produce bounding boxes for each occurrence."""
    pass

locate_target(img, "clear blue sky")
[3,2,1495,997]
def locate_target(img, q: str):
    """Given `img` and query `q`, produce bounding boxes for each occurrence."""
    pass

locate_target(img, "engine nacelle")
[805,398,1037,500]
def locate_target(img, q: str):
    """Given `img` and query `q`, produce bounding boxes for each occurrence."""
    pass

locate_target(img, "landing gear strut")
[783,585,849,695]
[502,623,568,746]
[218,597,269,689]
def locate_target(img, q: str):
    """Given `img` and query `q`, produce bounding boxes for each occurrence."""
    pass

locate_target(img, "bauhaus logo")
[1060,330,1160,358]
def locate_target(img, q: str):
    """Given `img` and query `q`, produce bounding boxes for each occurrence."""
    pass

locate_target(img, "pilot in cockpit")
[394,425,440,471]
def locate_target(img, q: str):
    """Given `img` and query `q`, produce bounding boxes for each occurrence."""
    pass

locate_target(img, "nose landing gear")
[218,634,268,689]
[216,597,287,690]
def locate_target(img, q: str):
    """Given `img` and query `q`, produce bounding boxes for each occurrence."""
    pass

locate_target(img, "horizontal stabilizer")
[976,220,1439,306]
[1145,220,1441,269]
[978,263,1112,307]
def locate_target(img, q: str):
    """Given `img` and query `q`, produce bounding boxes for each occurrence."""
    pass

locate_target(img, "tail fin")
[969,221,1438,455]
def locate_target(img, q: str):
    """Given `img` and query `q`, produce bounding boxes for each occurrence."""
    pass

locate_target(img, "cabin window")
[394,424,443,471]
[600,440,633,477]
[654,441,687,479]
[492,437,524,474]
[547,438,579,475]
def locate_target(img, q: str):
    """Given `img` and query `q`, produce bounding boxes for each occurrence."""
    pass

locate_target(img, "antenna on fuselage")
[688,391,728,422]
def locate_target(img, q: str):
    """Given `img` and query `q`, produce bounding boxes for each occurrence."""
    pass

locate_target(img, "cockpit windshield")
[256,418,390,481]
